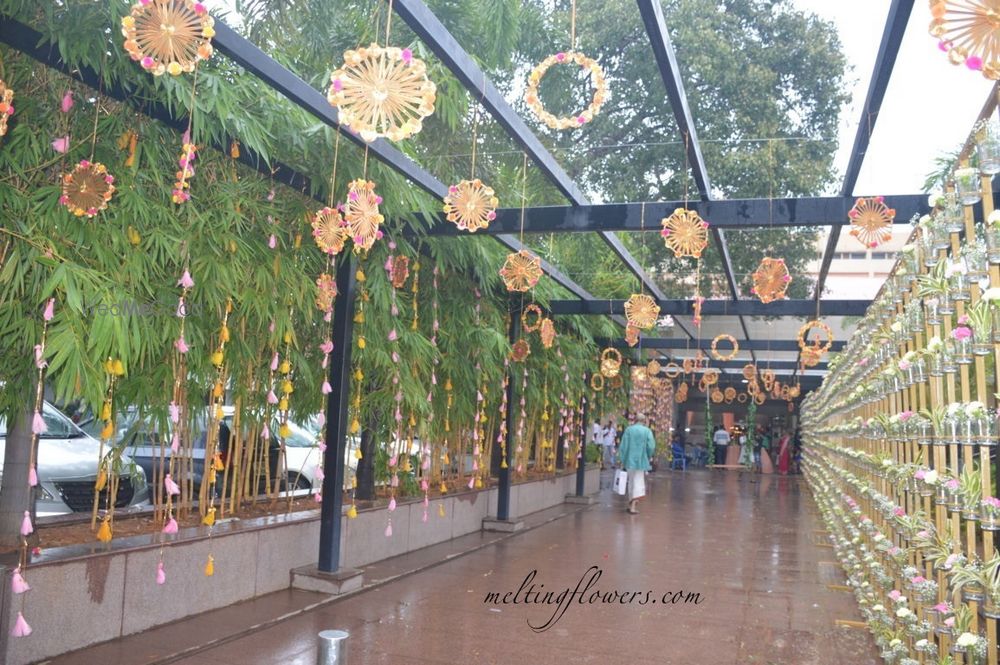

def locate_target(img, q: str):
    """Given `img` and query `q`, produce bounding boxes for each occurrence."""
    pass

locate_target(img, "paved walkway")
[52,470,878,665]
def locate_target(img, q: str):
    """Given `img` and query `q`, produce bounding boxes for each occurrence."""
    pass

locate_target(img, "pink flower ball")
[555,52,566,62]
[967,55,983,71]
[141,56,155,69]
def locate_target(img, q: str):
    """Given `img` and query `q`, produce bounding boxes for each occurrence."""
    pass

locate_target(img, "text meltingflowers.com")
[483,566,703,632]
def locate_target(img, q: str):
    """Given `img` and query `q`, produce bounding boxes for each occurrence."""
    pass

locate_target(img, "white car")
[278,418,360,494]
[0,402,150,517]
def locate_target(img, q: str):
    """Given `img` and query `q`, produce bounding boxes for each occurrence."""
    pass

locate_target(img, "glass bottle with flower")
[953,167,982,206]
[920,407,946,448]
[950,320,973,364]
[949,556,989,602]
[918,260,953,317]
[965,300,994,356]
[923,337,945,377]
[976,119,1000,175]
[942,337,959,374]
[900,241,921,276]
[986,210,1000,263]
[959,463,982,520]
[980,496,1000,532]
[947,259,972,302]
[954,631,989,664]
[965,238,989,281]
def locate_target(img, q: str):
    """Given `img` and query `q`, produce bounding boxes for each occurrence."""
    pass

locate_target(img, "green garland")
[704,392,714,463]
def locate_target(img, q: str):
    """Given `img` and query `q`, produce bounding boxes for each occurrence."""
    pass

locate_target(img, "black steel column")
[576,386,588,496]
[555,420,566,470]
[318,256,356,573]
[495,300,520,521]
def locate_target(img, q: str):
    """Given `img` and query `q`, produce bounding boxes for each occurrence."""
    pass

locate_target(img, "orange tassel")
[96,518,112,543]
[204,555,215,577]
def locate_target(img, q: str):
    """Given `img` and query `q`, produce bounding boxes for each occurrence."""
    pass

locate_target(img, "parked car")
[277,417,361,494]
[0,402,150,517]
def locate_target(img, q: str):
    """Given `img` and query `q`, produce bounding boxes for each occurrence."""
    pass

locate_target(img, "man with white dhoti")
[617,413,656,515]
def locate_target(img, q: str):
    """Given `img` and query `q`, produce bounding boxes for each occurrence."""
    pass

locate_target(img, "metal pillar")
[495,300,519,521]
[318,256,356,573]
[576,389,588,497]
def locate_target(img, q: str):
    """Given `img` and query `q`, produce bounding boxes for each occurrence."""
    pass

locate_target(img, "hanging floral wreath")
[121,0,215,76]
[599,348,623,378]
[524,51,607,130]
[664,362,682,379]
[741,363,757,381]
[674,382,688,403]
[315,273,337,313]
[328,44,437,142]
[608,374,624,390]
[798,320,833,354]
[702,368,720,386]
[590,373,605,392]
[344,179,384,251]
[624,293,660,330]
[710,388,724,404]
[389,255,410,289]
[848,196,895,249]
[60,160,116,218]
[500,250,543,292]
[539,318,556,349]
[751,257,791,303]
[511,338,531,362]
[736,392,748,404]
[661,208,710,258]
[624,323,640,347]
[443,179,498,232]
[312,207,349,255]
[710,334,739,362]
[521,304,544,332]
[646,360,661,377]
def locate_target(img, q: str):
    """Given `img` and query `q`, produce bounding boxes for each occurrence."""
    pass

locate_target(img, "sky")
[793,0,995,196]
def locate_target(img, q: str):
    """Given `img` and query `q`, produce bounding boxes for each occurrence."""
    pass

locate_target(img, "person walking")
[601,419,617,470]
[776,429,792,475]
[617,413,656,514]
[712,425,730,465]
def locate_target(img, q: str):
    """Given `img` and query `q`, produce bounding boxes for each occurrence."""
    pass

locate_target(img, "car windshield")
[281,419,319,448]
[0,402,85,438]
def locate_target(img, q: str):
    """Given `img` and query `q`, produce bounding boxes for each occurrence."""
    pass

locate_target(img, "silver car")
[0,402,150,517]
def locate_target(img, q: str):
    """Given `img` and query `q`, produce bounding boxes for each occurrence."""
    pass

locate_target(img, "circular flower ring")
[661,208,710,259]
[801,346,822,368]
[746,380,758,396]
[848,196,895,249]
[930,1,1000,79]
[590,373,605,392]
[540,318,556,349]
[788,384,801,399]
[624,293,660,330]
[389,255,410,288]
[443,179,498,232]
[754,392,766,406]
[723,387,737,402]
[0,79,13,137]
[524,51,607,130]
[674,383,688,403]
[711,388,724,404]
[312,207,349,255]
[601,348,623,367]
[624,323,640,347]
[646,360,661,377]
[60,160,116,218]
[760,369,776,386]
[521,304,544,332]
[500,250,543,292]
[663,362,682,379]
[798,320,834,354]
[682,358,696,374]
[751,257,791,303]
[315,273,338,313]
[328,43,437,143]
[737,392,748,404]
[742,363,757,381]
[511,338,531,362]
[711,334,739,362]
[608,374,624,390]
[121,0,215,77]
[344,179,384,251]
[702,368,720,387]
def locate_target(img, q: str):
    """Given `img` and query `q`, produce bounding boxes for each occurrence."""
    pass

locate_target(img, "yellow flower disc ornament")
[661,208,710,258]
[848,196,895,249]
[60,160,116,218]
[344,179,384,251]
[121,0,215,76]
[524,51,607,130]
[312,207,349,255]
[443,179,498,232]
[539,318,557,349]
[751,257,791,304]
[328,44,437,143]
[624,293,660,330]
[500,250,543,292]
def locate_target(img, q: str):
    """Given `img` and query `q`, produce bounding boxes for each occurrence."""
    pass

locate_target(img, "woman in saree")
[776,430,792,475]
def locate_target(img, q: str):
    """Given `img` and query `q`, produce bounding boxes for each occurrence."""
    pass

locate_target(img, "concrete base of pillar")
[565,494,594,505]
[482,518,524,533]
[291,565,364,595]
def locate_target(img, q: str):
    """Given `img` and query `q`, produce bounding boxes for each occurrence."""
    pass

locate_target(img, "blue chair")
[670,442,687,471]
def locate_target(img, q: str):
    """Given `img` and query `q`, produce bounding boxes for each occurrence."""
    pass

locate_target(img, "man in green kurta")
[617,413,656,514]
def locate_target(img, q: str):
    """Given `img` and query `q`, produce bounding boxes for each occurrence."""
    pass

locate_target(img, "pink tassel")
[262,424,270,439]
[421,457,430,470]
[314,465,325,482]
[384,256,394,271]
[51,136,69,153]
[270,352,279,371]
[177,270,194,289]
[164,474,180,495]
[61,90,74,113]
[314,493,323,503]
[156,561,166,585]
[20,511,32,536]
[389,455,398,467]
[420,479,429,491]
[11,612,31,637]
[31,411,46,435]
[388,497,396,511]
[388,329,397,341]
[267,390,278,405]
[170,431,180,453]
[472,460,479,471]
[162,517,178,534]
[174,336,189,354]
[11,567,29,594]
[321,381,332,394]
[268,234,277,249]
[431,373,437,385]
[168,401,180,423]
[316,412,326,428]
[318,442,327,453]
[28,466,37,487]
[320,341,334,354]
[390,475,399,488]
[33,344,46,369]
[467,477,475,489]
[385,521,393,537]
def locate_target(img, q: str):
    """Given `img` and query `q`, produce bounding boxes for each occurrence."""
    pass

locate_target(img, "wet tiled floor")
[51,470,878,665]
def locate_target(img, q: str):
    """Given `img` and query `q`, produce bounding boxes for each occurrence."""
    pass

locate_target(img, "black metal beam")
[550,299,868,317]
[390,0,665,300]
[413,194,932,236]
[814,0,914,298]
[596,338,846,352]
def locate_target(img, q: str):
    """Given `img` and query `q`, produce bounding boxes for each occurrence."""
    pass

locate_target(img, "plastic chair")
[670,443,687,471]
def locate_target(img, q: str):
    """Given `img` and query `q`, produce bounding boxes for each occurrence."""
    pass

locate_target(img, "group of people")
[707,424,800,474]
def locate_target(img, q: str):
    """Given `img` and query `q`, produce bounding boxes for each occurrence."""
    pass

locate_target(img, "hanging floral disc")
[121,0,215,76]
[599,348,623,379]
[608,374,624,390]
[389,255,410,289]
[702,368,720,386]
[624,293,660,330]
[443,179,498,232]
[754,392,766,406]
[723,386,737,402]
[801,345,822,368]
[929,1,1000,79]
[60,160,116,218]
[737,392,748,404]
[624,323,640,347]
[797,320,833,354]
[663,362,682,379]
[741,363,757,381]
[711,388,724,404]
[0,80,13,137]
[674,382,688,403]
[661,208,709,258]
[521,304,544,332]
[328,44,437,142]
[788,384,801,398]
[344,179,384,251]
[524,51,607,130]
[539,318,557,349]
[312,207,350,255]
[710,334,739,362]
[590,374,605,392]
[751,257,791,303]
[847,196,895,248]
[500,250,543,292]
[646,360,661,377]
[760,369,776,388]
[315,272,337,313]
[511,338,531,362]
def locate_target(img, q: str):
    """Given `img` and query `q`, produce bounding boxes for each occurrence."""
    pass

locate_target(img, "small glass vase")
[928,353,944,377]
[939,291,956,315]
[925,297,943,325]
[955,336,973,364]
[950,272,972,301]
[943,341,959,373]
[978,121,1000,175]
[916,420,934,446]
[966,241,989,279]
[955,169,983,206]
[987,225,1000,264]
[973,327,993,356]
